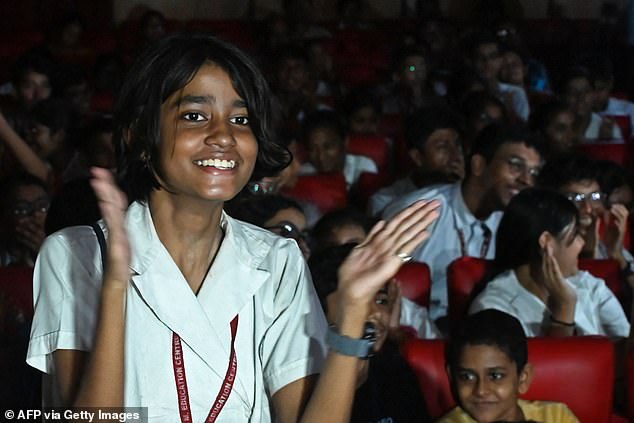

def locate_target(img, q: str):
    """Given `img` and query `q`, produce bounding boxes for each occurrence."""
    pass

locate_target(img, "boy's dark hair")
[311,208,374,251]
[448,309,528,376]
[301,109,347,143]
[467,31,500,59]
[596,160,632,199]
[45,178,100,236]
[75,117,114,153]
[225,194,303,228]
[343,87,381,118]
[114,33,291,203]
[469,123,545,172]
[308,243,356,313]
[405,106,464,151]
[529,100,573,134]
[537,152,599,190]
[494,187,578,271]
[556,66,592,95]
[390,45,427,72]
[11,53,54,88]
[459,90,506,125]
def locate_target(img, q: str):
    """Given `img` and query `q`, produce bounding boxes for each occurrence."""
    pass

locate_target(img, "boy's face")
[453,344,530,423]
[412,128,464,182]
[326,283,396,352]
[478,142,542,209]
[306,127,346,173]
[473,43,502,82]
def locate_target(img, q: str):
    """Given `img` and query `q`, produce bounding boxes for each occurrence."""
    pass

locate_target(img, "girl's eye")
[489,371,505,381]
[183,112,206,122]
[458,371,475,382]
[230,116,249,125]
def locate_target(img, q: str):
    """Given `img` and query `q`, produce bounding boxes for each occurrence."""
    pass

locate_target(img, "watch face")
[362,321,377,359]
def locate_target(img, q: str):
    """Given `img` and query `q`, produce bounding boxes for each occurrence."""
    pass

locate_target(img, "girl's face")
[564,77,593,117]
[454,344,529,423]
[548,222,584,277]
[157,62,258,204]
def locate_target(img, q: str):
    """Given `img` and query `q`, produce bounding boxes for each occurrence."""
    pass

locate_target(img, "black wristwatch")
[326,322,377,360]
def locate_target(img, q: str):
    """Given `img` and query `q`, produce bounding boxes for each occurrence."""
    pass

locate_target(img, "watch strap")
[326,325,374,358]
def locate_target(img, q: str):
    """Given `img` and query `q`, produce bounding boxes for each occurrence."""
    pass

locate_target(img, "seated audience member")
[0,99,73,185]
[438,309,580,423]
[0,173,50,267]
[1,53,54,111]
[597,160,633,213]
[530,101,578,157]
[467,33,530,122]
[369,106,465,216]
[588,56,634,134]
[459,91,507,154]
[310,208,374,253]
[538,154,634,286]
[62,117,115,183]
[310,209,440,339]
[225,193,311,259]
[382,124,544,324]
[559,67,623,143]
[308,243,433,423]
[469,188,629,338]
[343,88,382,136]
[299,109,378,189]
[376,45,444,116]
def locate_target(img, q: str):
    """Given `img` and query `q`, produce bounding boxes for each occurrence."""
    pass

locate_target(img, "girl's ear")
[517,362,533,394]
[538,231,552,251]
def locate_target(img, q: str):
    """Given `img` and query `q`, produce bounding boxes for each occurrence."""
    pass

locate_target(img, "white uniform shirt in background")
[469,269,630,337]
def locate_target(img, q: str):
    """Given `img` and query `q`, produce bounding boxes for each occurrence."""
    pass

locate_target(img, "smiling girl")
[26,34,439,423]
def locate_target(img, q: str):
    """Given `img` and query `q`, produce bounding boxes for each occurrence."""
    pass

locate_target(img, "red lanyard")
[172,315,239,423]
[457,224,492,258]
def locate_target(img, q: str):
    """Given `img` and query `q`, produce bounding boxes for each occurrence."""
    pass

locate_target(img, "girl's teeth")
[195,159,236,169]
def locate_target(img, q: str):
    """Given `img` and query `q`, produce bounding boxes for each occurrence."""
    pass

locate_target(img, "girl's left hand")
[335,200,440,327]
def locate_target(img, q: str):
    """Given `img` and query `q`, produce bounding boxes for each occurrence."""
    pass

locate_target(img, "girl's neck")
[149,191,225,293]
[514,264,549,304]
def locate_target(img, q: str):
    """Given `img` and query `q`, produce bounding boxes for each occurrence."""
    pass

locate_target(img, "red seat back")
[282,172,348,214]
[394,261,431,308]
[347,134,391,173]
[403,336,615,422]
[577,143,633,172]
[446,257,493,330]
[0,266,34,318]
[578,258,630,312]
[628,347,634,422]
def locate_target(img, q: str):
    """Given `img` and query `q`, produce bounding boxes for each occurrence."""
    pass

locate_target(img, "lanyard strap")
[457,224,492,258]
[172,315,239,423]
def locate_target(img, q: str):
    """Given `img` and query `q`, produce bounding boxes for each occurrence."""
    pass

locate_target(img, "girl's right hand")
[542,244,576,315]
[90,167,131,289]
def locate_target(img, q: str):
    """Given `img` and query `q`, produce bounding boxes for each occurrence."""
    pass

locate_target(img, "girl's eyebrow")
[173,95,247,109]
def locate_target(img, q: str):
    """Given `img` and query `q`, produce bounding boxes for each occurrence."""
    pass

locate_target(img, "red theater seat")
[0,265,34,318]
[393,261,431,308]
[577,143,633,172]
[347,134,391,173]
[282,172,348,214]
[578,258,629,311]
[402,336,616,422]
[446,257,492,330]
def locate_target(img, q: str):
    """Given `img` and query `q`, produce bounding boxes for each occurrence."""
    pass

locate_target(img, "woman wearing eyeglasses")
[469,188,629,338]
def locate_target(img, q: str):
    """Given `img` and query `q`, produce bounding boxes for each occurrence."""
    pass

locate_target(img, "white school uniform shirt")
[583,112,624,142]
[382,182,502,320]
[27,201,327,422]
[299,153,378,188]
[399,297,441,339]
[497,82,530,122]
[603,96,634,129]
[368,177,417,217]
[469,269,630,337]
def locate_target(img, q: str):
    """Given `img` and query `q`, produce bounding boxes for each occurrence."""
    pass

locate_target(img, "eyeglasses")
[13,198,50,216]
[565,191,606,204]
[506,156,541,178]
[265,221,308,242]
